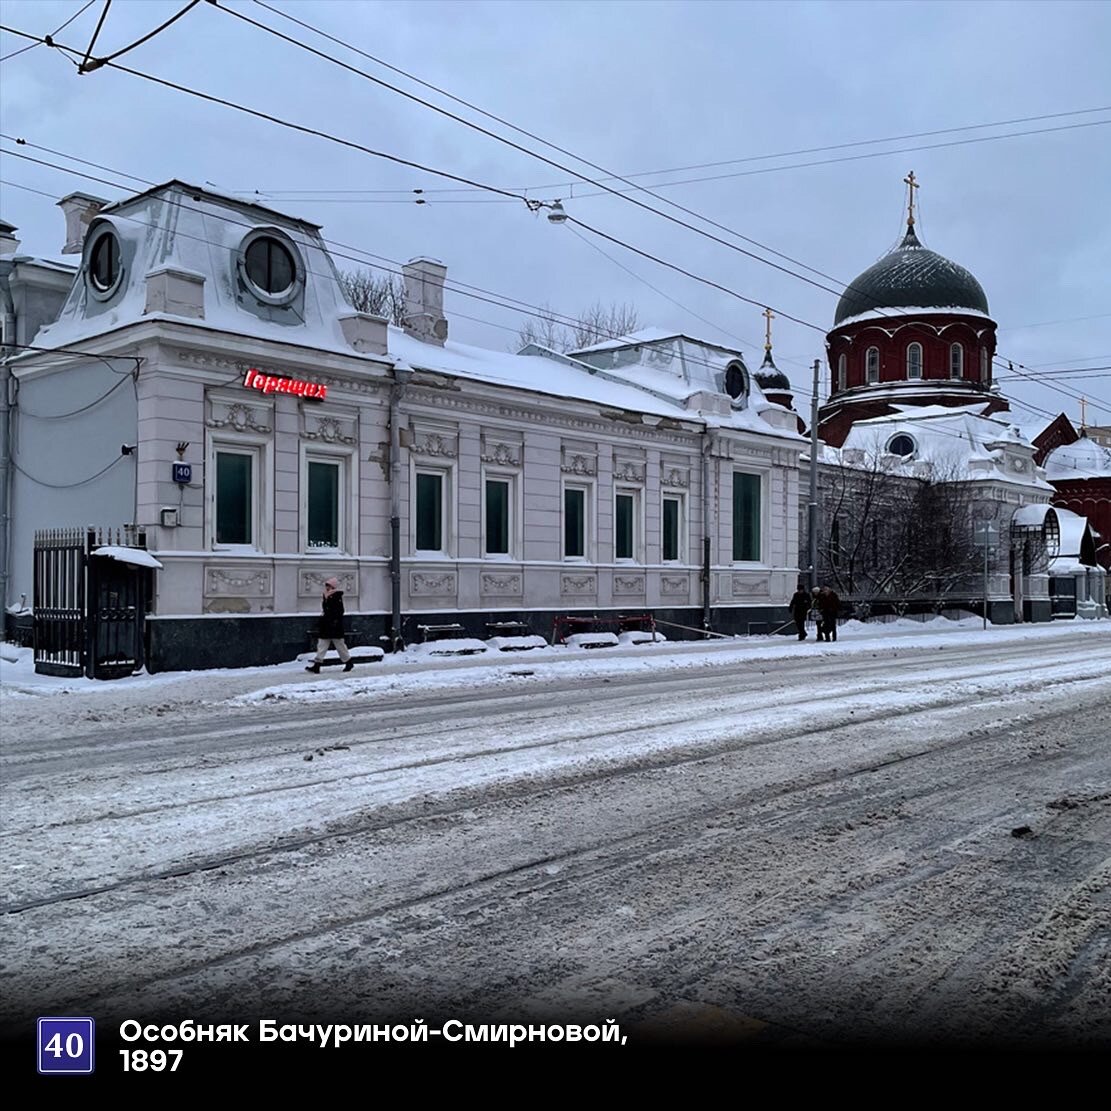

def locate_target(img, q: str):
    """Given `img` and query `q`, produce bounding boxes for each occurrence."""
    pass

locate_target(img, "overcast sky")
[2,0,1109,427]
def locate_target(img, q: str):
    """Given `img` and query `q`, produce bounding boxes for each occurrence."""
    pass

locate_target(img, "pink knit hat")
[324,577,339,589]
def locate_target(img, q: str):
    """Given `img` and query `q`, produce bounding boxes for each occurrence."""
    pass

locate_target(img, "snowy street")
[2,619,1110,1048]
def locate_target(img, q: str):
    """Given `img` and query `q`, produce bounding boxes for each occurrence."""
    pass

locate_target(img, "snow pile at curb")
[406,638,489,657]
[487,635,549,652]
[565,632,619,649]
[618,630,668,645]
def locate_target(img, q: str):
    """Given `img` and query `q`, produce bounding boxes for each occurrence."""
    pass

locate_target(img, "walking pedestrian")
[789,583,812,640]
[306,578,354,673]
[817,585,841,642]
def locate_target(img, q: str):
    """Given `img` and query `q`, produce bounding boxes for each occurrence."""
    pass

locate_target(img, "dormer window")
[87,228,122,298]
[246,236,294,294]
[724,361,748,402]
[237,229,303,306]
[887,433,916,458]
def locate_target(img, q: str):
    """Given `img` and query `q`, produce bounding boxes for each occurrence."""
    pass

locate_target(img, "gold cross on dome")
[763,306,774,351]
[904,170,919,228]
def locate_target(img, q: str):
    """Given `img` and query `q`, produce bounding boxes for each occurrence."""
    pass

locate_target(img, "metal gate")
[1049,577,1077,619]
[33,526,154,679]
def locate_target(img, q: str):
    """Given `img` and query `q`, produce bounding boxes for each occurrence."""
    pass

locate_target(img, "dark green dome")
[833,225,990,326]
[754,349,790,392]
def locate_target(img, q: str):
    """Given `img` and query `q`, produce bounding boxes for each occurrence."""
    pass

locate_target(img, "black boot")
[343,660,354,672]
[305,661,320,674]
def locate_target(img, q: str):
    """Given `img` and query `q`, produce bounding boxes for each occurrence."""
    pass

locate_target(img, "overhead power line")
[207,4,1107,405]
[0,0,94,63]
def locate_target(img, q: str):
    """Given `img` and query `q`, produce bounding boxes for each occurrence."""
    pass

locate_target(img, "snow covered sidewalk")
[2,615,1108,730]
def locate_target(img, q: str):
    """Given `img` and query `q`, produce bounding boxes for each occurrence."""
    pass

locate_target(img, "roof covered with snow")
[833,225,991,326]
[19,181,801,443]
[1043,435,1111,481]
[830,404,1052,489]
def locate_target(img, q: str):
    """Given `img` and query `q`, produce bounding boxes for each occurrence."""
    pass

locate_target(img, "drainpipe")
[0,268,15,613]
[808,358,820,592]
[388,364,412,652]
[701,427,712,635]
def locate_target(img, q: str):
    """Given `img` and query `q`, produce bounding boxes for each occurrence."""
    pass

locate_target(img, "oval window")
[887,433,916,457]
[725,362,747,400]
[89,231,121,293]
[244,236,296,295]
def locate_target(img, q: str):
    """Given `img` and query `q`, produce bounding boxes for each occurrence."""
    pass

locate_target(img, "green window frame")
[732,472,761,562]
[564,486,586,559]
[662,495,681,562]
[415,471,444,552]
[485,477,511,556]
[307,459,341,550]
[215,450,253,546]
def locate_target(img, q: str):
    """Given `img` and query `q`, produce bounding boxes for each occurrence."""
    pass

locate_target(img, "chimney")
[0,220,19,257]
[57,192,109,254]
[402,257,448,346]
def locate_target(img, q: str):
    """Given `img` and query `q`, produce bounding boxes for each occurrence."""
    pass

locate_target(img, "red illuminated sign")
[243,368,327,400]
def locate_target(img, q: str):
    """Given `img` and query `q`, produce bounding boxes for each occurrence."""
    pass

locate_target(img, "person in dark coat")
[306,578,354,673]
[789,585,812,640]
[817,585,841,642]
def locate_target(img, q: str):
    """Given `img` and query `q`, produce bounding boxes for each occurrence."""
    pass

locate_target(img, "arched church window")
[906,343,923,379]
[837,354,846,392]
[980,347,990,381]
[950,343,964,379]
[866,347,880,384]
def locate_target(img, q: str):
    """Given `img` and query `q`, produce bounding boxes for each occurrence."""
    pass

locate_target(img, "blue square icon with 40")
[38,1017,95,1074]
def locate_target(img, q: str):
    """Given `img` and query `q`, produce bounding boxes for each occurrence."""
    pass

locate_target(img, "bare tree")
[516,301,640,353]
[337,268,407,326]
[816,447,990,611]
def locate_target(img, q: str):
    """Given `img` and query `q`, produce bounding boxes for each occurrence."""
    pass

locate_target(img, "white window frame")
[865,346,880,385]
[730,469,765,565]
[481,469,520,560]
[562,480,593,562]
[906,342,923,380]
[661,491,686,563]
[207,432,273,553]
[300,442,357,555]
[950,342,964,379]
[613,485,642,563]
[411,463,454,557]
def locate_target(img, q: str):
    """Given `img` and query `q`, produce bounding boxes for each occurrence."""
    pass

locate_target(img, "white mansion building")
[0,182,805,670]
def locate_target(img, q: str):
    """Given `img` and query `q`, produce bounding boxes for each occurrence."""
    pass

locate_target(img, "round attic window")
[245,236,295,294]
[724,361,748,401]
[87,229,122,297]
[887,433,916,457]
[238,230,302,305]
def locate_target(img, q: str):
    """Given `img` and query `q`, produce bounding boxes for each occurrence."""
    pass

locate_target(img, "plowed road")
[2,625,1109,1049]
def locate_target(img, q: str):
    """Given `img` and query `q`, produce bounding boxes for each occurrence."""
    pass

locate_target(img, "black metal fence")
[33,526,153,680]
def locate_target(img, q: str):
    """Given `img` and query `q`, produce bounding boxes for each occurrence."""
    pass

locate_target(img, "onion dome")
[833,224,990,325]
[754,348,791,392]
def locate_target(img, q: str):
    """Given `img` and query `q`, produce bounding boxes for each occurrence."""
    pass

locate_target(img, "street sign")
[973,522,999,546]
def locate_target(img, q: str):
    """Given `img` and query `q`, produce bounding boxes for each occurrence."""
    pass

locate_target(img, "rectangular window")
[307,460,340,549]
[415,471,444,552]
[732,472,761,562]
[485,478,510,556]
[216,450,253,545]
[564,486,586,558]
[615,491,639,560]
[662,495,681,561]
